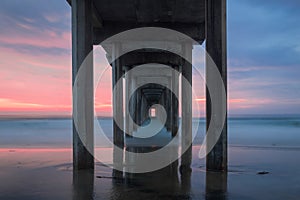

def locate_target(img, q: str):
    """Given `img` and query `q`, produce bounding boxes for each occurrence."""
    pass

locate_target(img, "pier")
[69,0,227,173]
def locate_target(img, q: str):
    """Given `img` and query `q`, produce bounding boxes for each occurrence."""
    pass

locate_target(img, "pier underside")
[70,0,227,173]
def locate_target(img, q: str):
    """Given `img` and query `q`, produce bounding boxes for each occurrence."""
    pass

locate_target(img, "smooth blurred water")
[194,116,300,147]
[0,117,300,200]
[0,116,299,148]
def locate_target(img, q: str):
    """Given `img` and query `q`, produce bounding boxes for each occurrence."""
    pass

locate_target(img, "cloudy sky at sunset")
[0,0,299,117]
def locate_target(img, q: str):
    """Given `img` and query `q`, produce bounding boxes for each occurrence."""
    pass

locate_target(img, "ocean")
[1,115,300,200]
[0,116,299,148]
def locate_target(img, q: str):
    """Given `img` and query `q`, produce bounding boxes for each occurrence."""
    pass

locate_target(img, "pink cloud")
[0,30,71,49]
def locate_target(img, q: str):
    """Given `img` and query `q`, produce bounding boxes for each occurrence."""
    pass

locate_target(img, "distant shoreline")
[1,144,300,151]
[0,114,300,120]
[0,115,112,120]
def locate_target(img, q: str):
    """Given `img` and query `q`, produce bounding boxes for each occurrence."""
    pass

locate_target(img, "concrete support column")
[112,42,124,148]
[171,66,179,137]
[140,93,145,125]
[167,77,173,134]
[135,89,141,126]
[129,76,137,132]
[157,90,165,124]
[141,94,149,124]
[205,0,228,171]
[72,0,94,170]
[180,42,193,173]
[167,78,172,132]
[162,90,167,126]
[125,66,132,137]
[112,42,124,178]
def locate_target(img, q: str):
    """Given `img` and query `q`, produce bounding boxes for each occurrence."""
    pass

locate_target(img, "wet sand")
[0,145,299,200]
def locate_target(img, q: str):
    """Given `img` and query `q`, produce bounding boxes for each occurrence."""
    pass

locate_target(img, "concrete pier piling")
[70,0,227,172]
[72,0,94,170]
[205,0,228,171]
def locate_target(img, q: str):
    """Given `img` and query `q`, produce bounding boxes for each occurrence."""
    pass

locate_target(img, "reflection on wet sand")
[206,171,227,200]
[2,146,299,199]
[180,145,193,198]
[112,144,124,182]
[71,142,194,199]
[73,169,95,200]
[111,161,191,200]
[71,143,230,200]
[109,145,193,200]
[72,165,228,200]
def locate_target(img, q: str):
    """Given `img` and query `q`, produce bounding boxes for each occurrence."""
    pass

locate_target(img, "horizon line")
[1,113,300,120]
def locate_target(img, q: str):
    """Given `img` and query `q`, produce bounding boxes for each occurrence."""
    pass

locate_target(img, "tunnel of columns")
[108,47,193,178]
[112,49,186,139]
[71,0,228,198]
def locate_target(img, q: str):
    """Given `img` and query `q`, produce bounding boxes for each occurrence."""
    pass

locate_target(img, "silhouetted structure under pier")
[68,0,227,176]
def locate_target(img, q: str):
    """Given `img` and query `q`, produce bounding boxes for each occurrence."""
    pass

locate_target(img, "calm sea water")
[0,116,300,200]
[0,116,299,148]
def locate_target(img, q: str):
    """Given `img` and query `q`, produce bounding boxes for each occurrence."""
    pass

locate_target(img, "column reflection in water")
[205,171,227,200]
[109,145,189,199]
[73,170,94,200]
[112,145,124,181]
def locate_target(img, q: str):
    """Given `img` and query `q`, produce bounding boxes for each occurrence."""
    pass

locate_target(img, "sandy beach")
[0,118,299,199]
[0,145,299,200]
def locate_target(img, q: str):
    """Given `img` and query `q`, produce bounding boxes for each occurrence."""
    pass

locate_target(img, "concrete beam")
[205,0,228,171]
[114,51,183,70]
[142,88,164,92]
[92,1,103,28]
[93,22,205,44]
[72,0,94,170]
[67,0,103,28]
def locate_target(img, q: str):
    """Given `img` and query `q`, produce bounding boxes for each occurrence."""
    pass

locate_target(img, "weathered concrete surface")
[112,42,124,148]
[180,42,193,173]
[72,0,94,170]
[205,0,228,171]
[112,43,124,178]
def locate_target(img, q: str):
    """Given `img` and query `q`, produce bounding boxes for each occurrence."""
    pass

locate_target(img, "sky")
[0,0,299,117]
